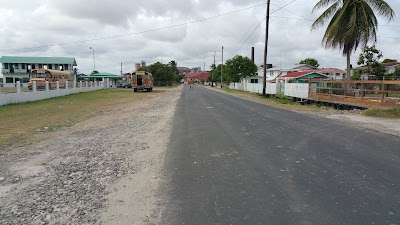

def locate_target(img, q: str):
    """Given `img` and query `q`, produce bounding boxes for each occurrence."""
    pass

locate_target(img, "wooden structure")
[308,79,400,107]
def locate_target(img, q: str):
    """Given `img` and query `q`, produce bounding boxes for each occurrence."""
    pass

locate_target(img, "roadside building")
[0,56,77,87]
[177,67,191,74]
[77,72,122,87]
[351,62,400,75]
[278,71,329,83]
[184,72,210,83]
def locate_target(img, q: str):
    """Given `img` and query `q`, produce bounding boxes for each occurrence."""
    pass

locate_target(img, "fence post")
[56,81,60,90]
[65,81,69,90]
[16,81,21,93]
[73,81,76,89]
[33,81,37,92]
[85,81,88,88]
[45,81,49,91]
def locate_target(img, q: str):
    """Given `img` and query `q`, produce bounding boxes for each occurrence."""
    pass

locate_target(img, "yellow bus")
[131,71,153,92]
[28,69,73,90]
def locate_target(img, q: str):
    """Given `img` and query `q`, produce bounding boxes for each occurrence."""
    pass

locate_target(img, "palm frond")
[311,2,339,29]
[312,0,340,12]
[366,0,395,20]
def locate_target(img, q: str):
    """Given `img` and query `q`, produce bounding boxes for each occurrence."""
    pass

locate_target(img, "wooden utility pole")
[221,46,224,88]
[262,0,271,96]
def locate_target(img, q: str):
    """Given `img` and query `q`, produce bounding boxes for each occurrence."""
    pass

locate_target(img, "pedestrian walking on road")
[189,78,194,90]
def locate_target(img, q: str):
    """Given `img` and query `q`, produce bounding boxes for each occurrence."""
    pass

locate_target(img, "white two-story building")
[0,56,77,87]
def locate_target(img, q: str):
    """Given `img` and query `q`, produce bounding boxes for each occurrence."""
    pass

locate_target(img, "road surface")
[159,85,400,225]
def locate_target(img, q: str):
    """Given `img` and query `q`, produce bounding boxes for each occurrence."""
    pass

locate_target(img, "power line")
[0,3,267,52]
[230,0,300,58]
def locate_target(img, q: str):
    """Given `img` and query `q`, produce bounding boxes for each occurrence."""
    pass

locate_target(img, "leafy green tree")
[224,55,257,83]
[357,45,386,78]
[350,71,361,80]
[299,58,320,67]
[311,0,395,79]
[382,58,397,63]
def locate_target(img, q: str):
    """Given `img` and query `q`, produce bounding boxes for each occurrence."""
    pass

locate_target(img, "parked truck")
[131,71,153,92]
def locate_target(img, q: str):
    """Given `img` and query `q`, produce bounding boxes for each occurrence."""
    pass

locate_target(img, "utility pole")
[120,62,122,76]
[262,0,271,96]
[221,46,224,88]
[213,51,216,87]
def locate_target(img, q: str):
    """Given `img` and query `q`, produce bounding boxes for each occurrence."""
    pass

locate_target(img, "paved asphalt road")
[159,85,400,225]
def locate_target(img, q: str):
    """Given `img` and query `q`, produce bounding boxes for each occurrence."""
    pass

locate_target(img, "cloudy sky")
[0,0,399,75]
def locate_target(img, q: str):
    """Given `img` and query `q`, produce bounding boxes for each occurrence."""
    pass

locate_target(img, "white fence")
[284,83,309,99]
[229,82,277,94]
[0,80,110,106]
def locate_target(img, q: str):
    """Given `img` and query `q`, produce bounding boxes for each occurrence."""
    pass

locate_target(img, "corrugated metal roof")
[0,56,77,66]
[78,73,122,79]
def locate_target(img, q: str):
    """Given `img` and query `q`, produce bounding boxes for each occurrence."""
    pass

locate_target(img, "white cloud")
[0,0,399,74]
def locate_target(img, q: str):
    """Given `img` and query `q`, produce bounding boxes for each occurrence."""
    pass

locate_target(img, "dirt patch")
[0,86,182,224]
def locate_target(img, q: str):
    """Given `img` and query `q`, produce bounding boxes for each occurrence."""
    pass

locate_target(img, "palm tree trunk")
[346,53,351,95]
[346,53,351,80]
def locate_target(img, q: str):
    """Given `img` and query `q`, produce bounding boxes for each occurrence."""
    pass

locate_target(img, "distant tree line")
[139,60,183,86]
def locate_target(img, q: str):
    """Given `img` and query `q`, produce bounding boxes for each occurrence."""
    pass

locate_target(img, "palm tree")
[311,0,395,79]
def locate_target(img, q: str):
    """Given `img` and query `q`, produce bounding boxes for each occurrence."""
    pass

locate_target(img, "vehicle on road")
[28,69,73,91]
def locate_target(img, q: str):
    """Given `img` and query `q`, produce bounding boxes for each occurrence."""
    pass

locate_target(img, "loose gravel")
[0,87,182,225]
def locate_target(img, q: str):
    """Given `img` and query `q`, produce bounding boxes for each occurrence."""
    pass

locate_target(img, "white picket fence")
[0,79,110,106]
[229,82,277,94]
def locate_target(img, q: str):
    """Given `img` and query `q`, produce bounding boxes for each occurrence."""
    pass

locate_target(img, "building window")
[4,63,8,69]
[38,64,43,68]
[250,79,259,83]
[55,64,59,70]
[21,63,26,69]
[22,77,30,83]
[14,63,19,69]
[48,64,52,69]
[32,64,36,69]
[6,77,14,83]
[64,64,69,70]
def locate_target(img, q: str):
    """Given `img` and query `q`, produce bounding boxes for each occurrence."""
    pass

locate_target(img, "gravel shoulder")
[0,86,182,224]
[206,85,400,137]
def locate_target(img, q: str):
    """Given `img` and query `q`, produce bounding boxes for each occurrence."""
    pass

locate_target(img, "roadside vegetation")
[363,107,400,119]
[0,89,162,150]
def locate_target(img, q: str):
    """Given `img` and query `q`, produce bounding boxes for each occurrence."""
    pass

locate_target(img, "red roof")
[280,71,310,79]
[184,72,210,80]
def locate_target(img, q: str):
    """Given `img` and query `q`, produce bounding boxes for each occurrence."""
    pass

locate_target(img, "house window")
[38,64,43,68]
[64,64,69,70]
[32,64,36,69]
[14,63,19,69]
[22,77,29,83]
[55,64,59,70]
[4,63,8,69]
[250,79,259,83]
[6,77,14,83]
[21,63,26,69]
[48,64,52,69]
